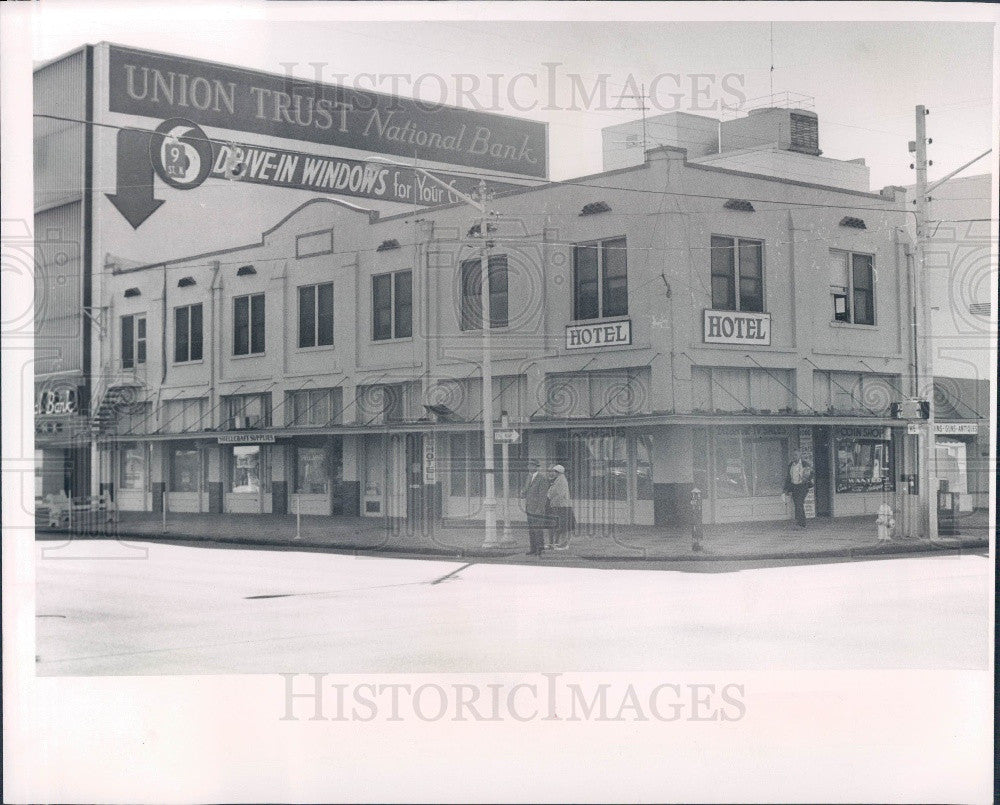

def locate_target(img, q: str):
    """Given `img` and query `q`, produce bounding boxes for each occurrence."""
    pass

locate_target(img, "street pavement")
[37,507,990,562]
[36,540,990,675]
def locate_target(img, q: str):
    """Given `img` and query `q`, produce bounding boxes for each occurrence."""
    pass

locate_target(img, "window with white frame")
[233,293,265,355]
[830,250,875,325]
[573,237,628,321]
[460,255,509,330]
[121,313,146,369]
[372,271,412,340]
[174,303,203,363]
[298,283,334,348]
[710,236,764,312]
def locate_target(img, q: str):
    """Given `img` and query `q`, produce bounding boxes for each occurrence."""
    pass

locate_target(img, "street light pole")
[913,105,937,540]
[477,178,500,547]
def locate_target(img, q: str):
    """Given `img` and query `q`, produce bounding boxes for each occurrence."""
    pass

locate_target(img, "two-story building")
[96,129,916,529]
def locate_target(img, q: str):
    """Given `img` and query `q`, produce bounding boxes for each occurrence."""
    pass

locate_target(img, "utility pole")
[479,178,499,547]
[912,105,937,540]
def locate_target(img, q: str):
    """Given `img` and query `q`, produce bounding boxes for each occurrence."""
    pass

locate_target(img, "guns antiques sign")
[108,46,548,178]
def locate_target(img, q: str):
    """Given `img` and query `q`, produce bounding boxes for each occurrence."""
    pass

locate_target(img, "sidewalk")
[36,508,990,563]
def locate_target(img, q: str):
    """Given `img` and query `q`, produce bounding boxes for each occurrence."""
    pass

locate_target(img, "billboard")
[107,45,548,179]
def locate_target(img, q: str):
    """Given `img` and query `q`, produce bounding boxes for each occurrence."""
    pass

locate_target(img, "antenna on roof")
[619,82,649,155]
[769,23,775,107]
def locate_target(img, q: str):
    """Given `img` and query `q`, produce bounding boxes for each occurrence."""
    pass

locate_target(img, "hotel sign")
[703,309,771,346]
[218,433,276,444]
[566,320,632,350]
[108,45,547,178]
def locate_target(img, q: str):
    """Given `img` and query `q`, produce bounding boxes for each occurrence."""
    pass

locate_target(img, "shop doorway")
[812,427,832,517]
[405,433,424,522]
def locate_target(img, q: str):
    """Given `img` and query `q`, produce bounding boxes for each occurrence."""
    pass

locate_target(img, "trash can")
[937,481,960,536]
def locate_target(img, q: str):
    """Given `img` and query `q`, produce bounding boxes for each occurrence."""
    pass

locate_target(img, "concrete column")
[206,445,222,513]
[151,441,166,512]
[340,434,360,516]
[270,443,288,515]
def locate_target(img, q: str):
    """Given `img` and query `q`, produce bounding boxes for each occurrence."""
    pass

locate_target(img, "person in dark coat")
[523,460,551,556]
[782,449,813,528]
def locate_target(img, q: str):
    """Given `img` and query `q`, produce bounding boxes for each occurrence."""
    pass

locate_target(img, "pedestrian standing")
[547,464,573,550]
[782,449,813,528]
[522,460,550,556]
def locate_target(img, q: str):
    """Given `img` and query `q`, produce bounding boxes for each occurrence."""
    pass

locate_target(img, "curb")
[35,528,988,564]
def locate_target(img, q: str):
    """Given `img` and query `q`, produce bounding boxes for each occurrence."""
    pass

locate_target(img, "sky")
[27,7,997,191]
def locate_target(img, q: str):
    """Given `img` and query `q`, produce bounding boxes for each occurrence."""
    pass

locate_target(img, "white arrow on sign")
[494,429,521,444]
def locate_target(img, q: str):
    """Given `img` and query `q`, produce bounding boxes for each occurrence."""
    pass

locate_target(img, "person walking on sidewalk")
[782,449,813,528]
[523,460,551,556]
[547,464,573,550]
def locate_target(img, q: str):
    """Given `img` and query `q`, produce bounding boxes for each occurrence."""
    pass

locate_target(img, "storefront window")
[294,447,329,494]
[835,435,894,493]
[555,432,628,501]
[448,434,522,498]
[230,445,261,493]
[714,435,749,498]
[170,448,200,492]
[714,432,789,498]
[635,435,653,500]
[120,444,147,490]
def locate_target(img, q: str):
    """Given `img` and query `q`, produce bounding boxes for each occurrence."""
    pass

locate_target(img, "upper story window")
[224,393,271,429]
[372,270,412,341]
[287,387,343,427]
[573,237,627,321]
[830,250,875,325]
[298,282,334,348]
[233,293,265,356]
[460,255,508,330]
[121,313,146,369]
[174,303,203,363]
[710,236,764,312]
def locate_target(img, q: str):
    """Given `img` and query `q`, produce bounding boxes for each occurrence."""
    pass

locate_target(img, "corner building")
[101,141,917,529]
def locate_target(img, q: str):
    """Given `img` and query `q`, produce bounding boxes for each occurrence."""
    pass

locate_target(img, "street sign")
[908,422,978,436]
[493,429,520,444]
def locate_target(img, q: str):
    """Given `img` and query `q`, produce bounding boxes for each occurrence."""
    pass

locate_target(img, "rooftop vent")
[789,111,820,156]
[580,201,611,216]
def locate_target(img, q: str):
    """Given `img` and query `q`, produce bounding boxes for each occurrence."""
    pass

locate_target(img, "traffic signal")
[890,399,929,419]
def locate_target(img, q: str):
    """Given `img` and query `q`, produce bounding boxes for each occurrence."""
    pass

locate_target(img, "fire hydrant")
[691,488,704,552]
[876,503,894,542]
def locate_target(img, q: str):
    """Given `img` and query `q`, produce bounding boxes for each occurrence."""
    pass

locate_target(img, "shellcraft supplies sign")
[108,45,548,178]
[566,319,632,350]
[703,309,772,345]
[218,433,277,444]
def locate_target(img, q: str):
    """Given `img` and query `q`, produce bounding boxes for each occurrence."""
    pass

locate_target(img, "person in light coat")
[547,465,573,550]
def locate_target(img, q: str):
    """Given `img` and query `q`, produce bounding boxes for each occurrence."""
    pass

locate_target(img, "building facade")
[37,43,978,533]
[95,143,920,528]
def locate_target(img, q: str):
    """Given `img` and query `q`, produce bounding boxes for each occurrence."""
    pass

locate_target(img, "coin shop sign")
[108,46,548,178]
